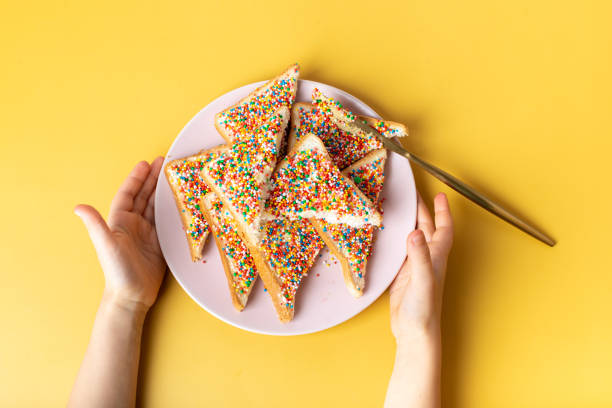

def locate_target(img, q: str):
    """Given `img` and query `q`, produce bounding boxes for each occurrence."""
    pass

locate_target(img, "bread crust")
[201,163,261,247]
[163,145,227,262]
[310,219,364,297]
[288,102,408,156]
[204,63,299,245]
[257,218,324,322]
[251,239,294,322]
[215,63,299,144]
[287,102,313,152]
[203,101,297,321]
[310,149,388,297]
[360,116,408,137]
[342,148,388,176]
[165,159,207,261]
[204,162,325,322]
[270,134,383,226]
[201,164,292,320]
[200,190,255,311]
[202,185,294,321]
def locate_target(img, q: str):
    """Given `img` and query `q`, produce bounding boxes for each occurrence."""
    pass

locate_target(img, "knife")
[350,119,556,247]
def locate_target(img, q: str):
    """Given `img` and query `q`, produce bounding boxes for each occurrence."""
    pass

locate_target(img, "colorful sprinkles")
[346,156,386,203]
[326,224,375,280]
[293,89,378,169]
[369,119,403,138]
[265,138,381,226]
[190,66,400,314]
[206,65,299,232]
[166,150,221,258]
[313,88,356,122]
[293,89,403,169]
[217,64,299,141]
[206,196,258,297]
[207,125,282,228]
[320,155,386,280]
[259,218,323,308]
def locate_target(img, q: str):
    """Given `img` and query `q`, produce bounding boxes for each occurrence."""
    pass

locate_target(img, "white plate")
[155,79,417,335]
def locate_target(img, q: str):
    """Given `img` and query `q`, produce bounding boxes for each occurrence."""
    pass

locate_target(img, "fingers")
[389,256,410,296]
[133,157,164,215]
[74,204,113,253]
[416,193,435,242]
[405,229,435,291]
[433,193,452,230]
[143,186,156,224]
[109,161,151,216]
[432,193,454,255]
[406,229,434,273]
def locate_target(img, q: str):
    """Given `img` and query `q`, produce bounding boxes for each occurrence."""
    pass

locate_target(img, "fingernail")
[411,230,425,246]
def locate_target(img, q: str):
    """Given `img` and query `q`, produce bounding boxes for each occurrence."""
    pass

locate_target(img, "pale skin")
[68,157,166,408]
[386,193,453,408]
[69,159,453,408]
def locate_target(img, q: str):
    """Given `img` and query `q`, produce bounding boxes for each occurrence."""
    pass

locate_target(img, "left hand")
[389,192,454,342]
[75,157,167,312]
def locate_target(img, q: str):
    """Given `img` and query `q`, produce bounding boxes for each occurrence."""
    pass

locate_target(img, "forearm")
[68,291,147,408]
[385,329,441,408]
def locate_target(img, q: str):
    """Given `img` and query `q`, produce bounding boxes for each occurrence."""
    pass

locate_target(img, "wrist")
[389,325,442,408]
[101,290,149,321]
[394,327,441,379]
[395,323,441,350]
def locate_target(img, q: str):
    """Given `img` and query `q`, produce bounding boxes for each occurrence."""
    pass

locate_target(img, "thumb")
[406,229,435,291]
[74,204,113,253]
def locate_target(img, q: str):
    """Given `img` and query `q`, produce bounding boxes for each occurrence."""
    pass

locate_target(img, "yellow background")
[1,1,610,406]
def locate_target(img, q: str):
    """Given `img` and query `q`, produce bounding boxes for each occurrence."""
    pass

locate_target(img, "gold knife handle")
[405,151,556,246]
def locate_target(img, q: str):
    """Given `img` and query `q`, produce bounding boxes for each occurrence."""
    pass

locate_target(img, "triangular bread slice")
[164,146,226,261]
[200,190,259,311]
[215,63,299,144]
[264,133,382,227]
[257,218,324,322]
[203,113,291,248]
[310,149,387,297]
[288,90,407,169]
[203,65,299,248]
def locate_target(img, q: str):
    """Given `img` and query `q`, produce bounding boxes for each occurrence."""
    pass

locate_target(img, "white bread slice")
[200,190,258,311]
[203,110,291,247]
[310,149,387,297]
[264,134,382,227]
[257,218,324,322]
[288,93,407,169]
[361,116,408,140]
[164,146,226,261]
[203,65,299,248]
[199,185,322,320]
[202,162,323,320]
[215,63,299,144]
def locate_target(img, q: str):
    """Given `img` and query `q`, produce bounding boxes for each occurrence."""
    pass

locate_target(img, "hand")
[75,157,166,313]
[390,192,454,342]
